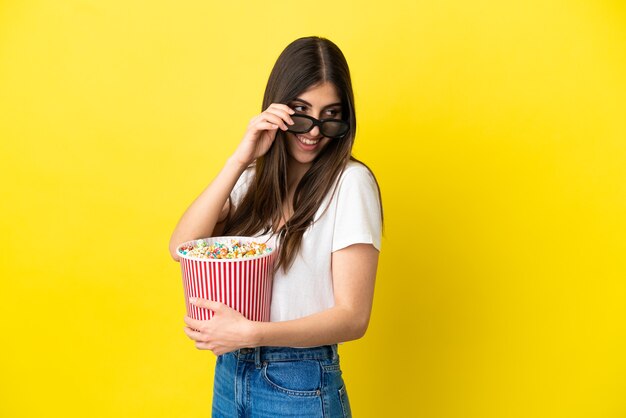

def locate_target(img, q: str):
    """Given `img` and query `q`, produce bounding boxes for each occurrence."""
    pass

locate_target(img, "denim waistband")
[235,345,338,366]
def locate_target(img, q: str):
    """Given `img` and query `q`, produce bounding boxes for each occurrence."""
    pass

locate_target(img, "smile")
[297,135,321,145]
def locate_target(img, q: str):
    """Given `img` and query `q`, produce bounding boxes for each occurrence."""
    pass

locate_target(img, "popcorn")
[178,238,271,260]
[178,237,276,322]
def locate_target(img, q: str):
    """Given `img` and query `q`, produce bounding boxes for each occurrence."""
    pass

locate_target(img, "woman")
[169,36,382,418]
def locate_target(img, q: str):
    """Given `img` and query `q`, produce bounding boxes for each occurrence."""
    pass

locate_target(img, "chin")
[286,150,317,166]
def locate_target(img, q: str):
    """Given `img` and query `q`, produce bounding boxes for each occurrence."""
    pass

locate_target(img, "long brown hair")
[223,36,383,271]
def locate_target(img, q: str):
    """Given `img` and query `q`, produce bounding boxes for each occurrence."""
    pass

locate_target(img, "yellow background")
[1,1,625,417]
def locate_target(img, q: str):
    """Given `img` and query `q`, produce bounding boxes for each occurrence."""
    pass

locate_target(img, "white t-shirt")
[229,160,382,322]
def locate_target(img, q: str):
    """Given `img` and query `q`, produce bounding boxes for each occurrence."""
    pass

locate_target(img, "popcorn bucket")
[177,236,277,322]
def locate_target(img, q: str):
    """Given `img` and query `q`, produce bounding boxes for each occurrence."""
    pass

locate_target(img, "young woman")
[169,36,382,418]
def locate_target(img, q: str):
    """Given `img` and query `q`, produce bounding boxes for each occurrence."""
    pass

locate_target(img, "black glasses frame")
[286,114,350,139]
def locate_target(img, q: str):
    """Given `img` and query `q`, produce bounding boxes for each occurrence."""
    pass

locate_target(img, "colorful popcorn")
[178,238,272,260]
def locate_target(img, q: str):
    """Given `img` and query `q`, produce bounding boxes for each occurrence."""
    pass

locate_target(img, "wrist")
[247,320,264,347]
[227,153,252,171]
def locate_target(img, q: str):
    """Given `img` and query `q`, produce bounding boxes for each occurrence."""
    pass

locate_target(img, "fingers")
[183,315,203,331]
[268,103,295,115]
[183,326,217,351]
[198,342,215,351]
[256,121,280,131]
[266,104,295,125]
[183,300,227,337]
[183,326,223,353]
[183,325,211,348]
[212,346,228,356]
[183,325,203,340]
[189,297,225,312]
[248,114,282,131]
[183,310,242,353]
[249,104,295,132]
[260,112,290,131]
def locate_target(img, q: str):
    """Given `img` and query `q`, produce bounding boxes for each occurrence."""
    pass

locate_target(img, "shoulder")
[329,160,383,252]
[336,160,379,191]
[329,159,381,210]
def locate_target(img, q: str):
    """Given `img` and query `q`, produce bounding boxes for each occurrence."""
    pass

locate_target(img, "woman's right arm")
[168,157,248,261]
[168,103,295,261]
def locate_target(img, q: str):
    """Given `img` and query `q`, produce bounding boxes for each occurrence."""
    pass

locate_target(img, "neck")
[286,158,312,192]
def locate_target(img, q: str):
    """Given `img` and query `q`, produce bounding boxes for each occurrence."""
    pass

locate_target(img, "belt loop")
[254,347,262,369]
[331,344,338,360]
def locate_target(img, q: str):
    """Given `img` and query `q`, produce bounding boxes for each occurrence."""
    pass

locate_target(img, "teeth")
[297,135,320,145]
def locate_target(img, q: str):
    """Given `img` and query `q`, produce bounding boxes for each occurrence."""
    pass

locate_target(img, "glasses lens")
[288,115,313,133]
[321,120,349,138]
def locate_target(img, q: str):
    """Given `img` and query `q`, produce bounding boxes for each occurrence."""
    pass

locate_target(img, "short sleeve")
[331,165,383,252]
[230,166,255,210]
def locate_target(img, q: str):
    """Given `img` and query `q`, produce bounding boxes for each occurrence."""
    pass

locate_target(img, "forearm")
[251,305,369,348]
[249,245,379,348]
[169,156,248,259]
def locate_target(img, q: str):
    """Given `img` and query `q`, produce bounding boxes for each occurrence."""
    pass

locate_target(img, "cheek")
[318,137,333,151]
[284,133,297,152]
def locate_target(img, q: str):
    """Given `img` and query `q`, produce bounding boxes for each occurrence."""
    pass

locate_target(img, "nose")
[308,125,321,137]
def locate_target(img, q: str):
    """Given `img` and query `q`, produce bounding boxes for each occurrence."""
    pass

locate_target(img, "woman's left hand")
[183,298,258,356]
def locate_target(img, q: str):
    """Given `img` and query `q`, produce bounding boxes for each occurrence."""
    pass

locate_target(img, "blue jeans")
[212,345,352,417]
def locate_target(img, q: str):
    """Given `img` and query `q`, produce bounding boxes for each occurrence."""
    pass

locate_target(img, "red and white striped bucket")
[177,236,277,322]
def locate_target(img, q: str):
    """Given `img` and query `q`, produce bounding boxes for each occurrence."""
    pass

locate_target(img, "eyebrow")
[292,98,342,108]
